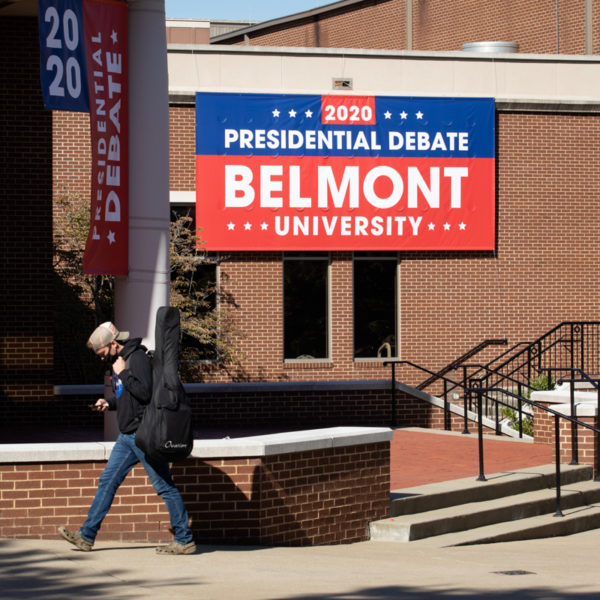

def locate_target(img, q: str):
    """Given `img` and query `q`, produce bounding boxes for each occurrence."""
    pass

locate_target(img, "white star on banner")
[459,222,467,230]
[400,111,408,119]
[288,109,297,118]
[261,222,269,230]
[107,230,116,244]
[305,110,313,118]
[428,222,435,231]
[384,110,392,119]
[244,222,252,230]
[111,30,118,44]
[272,109,280,117]
[416,111,424,119]
[443,222,451,231]
[227,222,235,230]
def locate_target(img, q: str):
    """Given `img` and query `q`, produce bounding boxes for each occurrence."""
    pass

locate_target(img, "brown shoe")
[155,540,196,555]
[58,526,93,552]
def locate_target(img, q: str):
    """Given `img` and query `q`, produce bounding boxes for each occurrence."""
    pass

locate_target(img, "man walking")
[58,321,196,555]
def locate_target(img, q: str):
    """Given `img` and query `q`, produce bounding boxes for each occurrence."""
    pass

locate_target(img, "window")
[354,252,398,359]
[283,252,329,360]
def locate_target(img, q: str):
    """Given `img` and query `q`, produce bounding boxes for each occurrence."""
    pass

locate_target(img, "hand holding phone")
[89,399,108,412]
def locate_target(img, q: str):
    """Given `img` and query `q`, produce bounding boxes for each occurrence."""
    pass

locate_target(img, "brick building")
[212,0,599,55]
[2,0,600,434]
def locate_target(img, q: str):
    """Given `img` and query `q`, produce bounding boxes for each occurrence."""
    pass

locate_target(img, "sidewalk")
[2,428,595,600]
[2,527,599,599]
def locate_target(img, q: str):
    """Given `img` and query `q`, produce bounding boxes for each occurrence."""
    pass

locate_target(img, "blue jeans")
[79,433,193,545]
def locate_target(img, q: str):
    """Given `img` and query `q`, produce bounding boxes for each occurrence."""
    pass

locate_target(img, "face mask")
[103,350,120,367]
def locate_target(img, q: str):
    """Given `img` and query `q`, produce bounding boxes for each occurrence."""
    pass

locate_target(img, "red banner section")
[82,0,128,275]
[196,155,495,251]
[320,95,376,125]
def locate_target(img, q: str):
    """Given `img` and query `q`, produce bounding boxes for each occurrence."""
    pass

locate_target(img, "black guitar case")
[135,306,193,462]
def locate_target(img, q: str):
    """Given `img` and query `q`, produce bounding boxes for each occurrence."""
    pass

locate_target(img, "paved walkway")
[390,428,554,489]
[2,524,599,599]
[4,427,595,600]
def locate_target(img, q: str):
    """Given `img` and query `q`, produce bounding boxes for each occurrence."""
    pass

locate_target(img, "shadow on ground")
[0,540,198,600]
[1,539,598,600]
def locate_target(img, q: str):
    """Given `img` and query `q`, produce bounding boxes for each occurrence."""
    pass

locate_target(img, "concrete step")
[370,464,600,545]
[390,464,593,517]
[371,480,600,542]
[412,503,600,547]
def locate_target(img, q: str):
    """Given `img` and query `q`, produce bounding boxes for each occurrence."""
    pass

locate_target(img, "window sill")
[283,360,334,370]
[354,358,398,366]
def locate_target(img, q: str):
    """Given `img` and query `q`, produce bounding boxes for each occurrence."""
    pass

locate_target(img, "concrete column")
[107,0,170,440]
[114,0,169,347]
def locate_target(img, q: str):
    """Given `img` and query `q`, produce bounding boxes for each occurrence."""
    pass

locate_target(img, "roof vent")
[462,41,519,53]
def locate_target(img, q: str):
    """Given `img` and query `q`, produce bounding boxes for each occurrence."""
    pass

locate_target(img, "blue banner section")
[195,92,495,159]
[38,0,89,112]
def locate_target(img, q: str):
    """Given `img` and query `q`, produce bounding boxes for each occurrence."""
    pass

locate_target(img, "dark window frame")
[353,252,399,360]
[283,252,330,361]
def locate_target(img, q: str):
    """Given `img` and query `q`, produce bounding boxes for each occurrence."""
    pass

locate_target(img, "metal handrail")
[384,355,600,516]
[384,359,533,435]
[383,360,464,428]
[467,384,600,516]
[461,342,533,391]
[490,322,600,388]
[416,338,507,391]
[459,363,538,437]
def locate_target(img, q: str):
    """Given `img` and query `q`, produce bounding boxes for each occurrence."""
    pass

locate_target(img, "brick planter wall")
[534,404,599,468]
[0,431,390,546]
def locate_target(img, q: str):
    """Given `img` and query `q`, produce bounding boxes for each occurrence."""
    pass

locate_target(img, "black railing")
[383,360,464,428]
[459,363,537,437]
[385,359,533,436]
[384,349,600,516]
[484,322,600,390]
[417,338,507,391]
[467,384,600,516]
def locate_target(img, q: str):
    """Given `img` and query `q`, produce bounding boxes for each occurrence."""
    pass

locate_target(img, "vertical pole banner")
[38,0,90,111]
[81,0,128,275]
[39,0,128,274]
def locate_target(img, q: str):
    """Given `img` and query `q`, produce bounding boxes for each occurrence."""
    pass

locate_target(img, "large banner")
[195,92,495,251]
[39,0,128,275]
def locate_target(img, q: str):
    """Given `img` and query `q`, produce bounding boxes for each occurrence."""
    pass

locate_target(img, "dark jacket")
[106,338,152,434]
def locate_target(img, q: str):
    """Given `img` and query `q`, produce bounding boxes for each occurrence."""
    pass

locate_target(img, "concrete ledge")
[549,402,598,417]
[531,382,598,405]
[0,442,114,463]
[0,427,392,463]
[54,379,391,395]
[0,427,391,545]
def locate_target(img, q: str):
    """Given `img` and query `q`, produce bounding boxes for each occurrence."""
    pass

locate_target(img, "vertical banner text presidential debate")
[38,0,128,275]
[195,92,495,251]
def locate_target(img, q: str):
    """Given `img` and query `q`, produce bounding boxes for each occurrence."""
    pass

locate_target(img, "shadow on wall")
[175,461,312,546]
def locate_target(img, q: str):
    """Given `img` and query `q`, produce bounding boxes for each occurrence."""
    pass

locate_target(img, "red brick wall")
[53,105,600,391]
[0,442,390,545]
[534,405,597,468]
[169,108,600,386]
[412,0,591,54]
[218,0,598,55]
[170,105,196,191]
[0,17,54,403]
[8,387,479,435]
